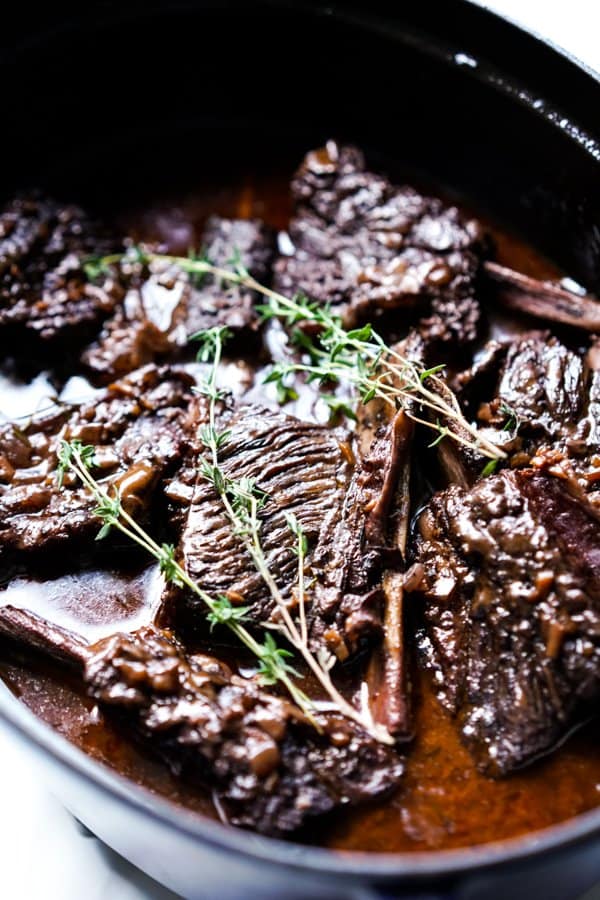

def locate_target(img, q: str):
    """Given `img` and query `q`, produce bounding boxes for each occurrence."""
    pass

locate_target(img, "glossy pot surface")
[0,2,599,897]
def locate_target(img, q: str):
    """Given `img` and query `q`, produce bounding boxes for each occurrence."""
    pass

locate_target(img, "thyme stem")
[286,513,308,646]
[85,250,505,462]
[61,444,314,719]
[194,329,393,744]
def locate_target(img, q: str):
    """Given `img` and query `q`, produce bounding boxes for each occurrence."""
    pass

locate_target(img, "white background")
[1,2,599,898]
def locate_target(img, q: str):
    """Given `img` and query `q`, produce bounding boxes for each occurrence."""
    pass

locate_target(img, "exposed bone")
[0,605,402,835]
[484,261,600,331]
[358,336,419,739]
[365,413,413,738]
[0,605,88,669]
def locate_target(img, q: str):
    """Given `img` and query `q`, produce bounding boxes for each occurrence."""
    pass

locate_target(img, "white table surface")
[1,2,599,898]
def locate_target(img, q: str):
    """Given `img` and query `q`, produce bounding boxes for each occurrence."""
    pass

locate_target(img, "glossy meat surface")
[465,332,600,496]
[0,365,194,556]
[274,142,484,348]
[0,194,122,346]
[414,469,600,774]
[83,216,276,381]
[85,624,403,834]
[167,403,407,660]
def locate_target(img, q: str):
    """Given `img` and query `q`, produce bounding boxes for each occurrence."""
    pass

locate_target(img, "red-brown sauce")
[0,165,598,853]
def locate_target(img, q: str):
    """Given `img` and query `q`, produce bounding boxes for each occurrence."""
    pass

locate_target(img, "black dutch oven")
[0,2,599,897]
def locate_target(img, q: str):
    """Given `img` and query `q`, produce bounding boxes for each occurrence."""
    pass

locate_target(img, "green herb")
[187,246,212,288]
[93,493,122,541]
[82,257,112,281]
[83,245,148,282]
[480,403,521,478]
[285,512,308,644]
[158,543,184,587]
[427,422,449,449]
[419,364,446,382]
[226,245,249,279]
[257,633,300,685]
[500,401,521,436]
[187,325,394,743]
[206,595,251,631]
[59,440,314,723]
[56,439,95,488]
[192,325,233,365]
[84,248,504,462]
[320,394,358,423]
[481,458,499,477]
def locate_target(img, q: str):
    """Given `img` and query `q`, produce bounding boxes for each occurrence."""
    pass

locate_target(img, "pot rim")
[2,688,599,881]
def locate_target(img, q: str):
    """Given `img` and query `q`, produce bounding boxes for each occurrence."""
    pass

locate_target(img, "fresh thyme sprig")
[84,247,505,462]
[259,305,504,461]
[57,440,314,719]
[191,326,393,744]
[57,439,95,487]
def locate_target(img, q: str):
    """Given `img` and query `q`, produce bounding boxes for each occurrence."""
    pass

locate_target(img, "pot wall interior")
[1,1,599,286]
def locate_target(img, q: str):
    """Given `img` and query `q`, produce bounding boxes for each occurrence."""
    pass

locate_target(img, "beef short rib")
[83,216,276,382]
[0,194,123,350]
[274,141,484,349]
[85,624,403,835]
[0,605,403,836]
[165,402,407,662]
[413,468,600,775]
[0,364,194,557]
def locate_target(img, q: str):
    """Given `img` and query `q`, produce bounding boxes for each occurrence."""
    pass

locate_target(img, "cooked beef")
[80,280,182,383]
[172,403,353,624]
[0,364,195,556]
[82,216,275,382]
[274,142,484,349]
[461,333,600,495]
[166,404,355,645]
[0,607,402,835]
[186,215,276,334]
[412,469,600,775]
[0,194,123,348]
[85,625,402,834]
[484,333,585,437]
[165,402,407,661]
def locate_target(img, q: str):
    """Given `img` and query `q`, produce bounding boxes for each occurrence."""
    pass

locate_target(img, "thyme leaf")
[191,325,233,363]
[284,512,308,557]
[187,246,212,288]
[257,633,300,686]
[57,440,311,721]
[206,595,251,631]
[57,439,95,487]
[321,394,358,422]
[481,458,499,477]
[500,401,521,436]
[158,543,184,587]
[427,422,449,449]
[420,364,446,382]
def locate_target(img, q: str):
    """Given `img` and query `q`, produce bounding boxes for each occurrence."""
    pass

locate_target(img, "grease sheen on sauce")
[0,165,598,854]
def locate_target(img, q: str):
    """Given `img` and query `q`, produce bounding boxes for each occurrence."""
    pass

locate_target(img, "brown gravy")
[0,165,598,854]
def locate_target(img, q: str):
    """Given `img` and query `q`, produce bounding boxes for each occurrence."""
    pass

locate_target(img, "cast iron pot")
[0,2,599,897]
